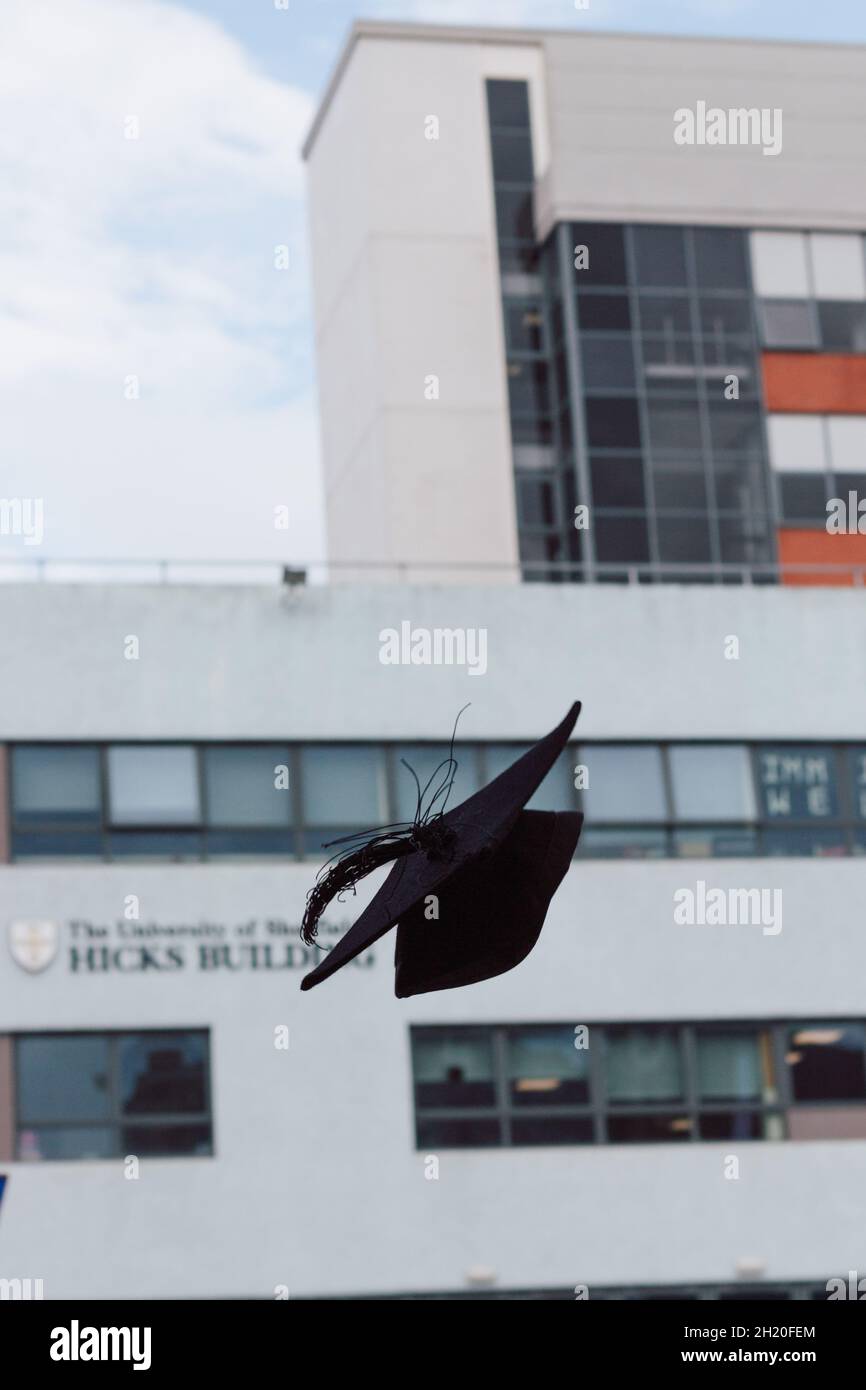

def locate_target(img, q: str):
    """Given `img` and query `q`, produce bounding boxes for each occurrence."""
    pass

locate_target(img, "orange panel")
[777,527,866,586]
[762,353,866,414]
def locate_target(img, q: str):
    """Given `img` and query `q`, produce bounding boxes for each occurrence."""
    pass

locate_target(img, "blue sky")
[2,0,865,565]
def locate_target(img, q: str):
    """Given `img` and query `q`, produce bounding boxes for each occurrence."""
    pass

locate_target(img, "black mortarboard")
[300,702,582,996]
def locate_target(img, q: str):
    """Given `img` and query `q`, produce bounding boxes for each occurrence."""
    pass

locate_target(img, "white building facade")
[2,21,866,1301]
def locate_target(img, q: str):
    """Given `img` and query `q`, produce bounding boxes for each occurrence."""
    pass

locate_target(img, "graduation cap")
[300,702,582,997]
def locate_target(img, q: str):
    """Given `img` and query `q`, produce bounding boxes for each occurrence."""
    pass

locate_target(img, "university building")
[1,22,866,1300]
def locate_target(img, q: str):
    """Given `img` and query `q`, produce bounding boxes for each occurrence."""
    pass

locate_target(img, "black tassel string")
[300,706,470,947]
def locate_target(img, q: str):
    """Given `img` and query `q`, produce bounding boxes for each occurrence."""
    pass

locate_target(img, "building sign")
[756,746,838,820]
[5,917,372,976]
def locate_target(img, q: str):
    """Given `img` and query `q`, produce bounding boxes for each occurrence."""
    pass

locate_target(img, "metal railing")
[0,557,864,585]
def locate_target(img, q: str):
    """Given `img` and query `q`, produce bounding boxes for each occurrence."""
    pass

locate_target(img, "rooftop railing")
[0,558,864,585]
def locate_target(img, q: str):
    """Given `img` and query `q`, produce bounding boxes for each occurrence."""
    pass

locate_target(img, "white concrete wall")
[1,859,865,1297]
[0,581,864,741]
[306,34,533,581]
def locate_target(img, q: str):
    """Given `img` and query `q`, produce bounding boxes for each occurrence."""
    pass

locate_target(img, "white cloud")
[0,0,323,563]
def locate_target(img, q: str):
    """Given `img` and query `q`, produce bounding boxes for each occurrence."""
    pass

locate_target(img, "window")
[786,1024,866,1102]
[412,1020,846,1149]
[300,745,385,854]
[750,231,810,298]
[760,300,819,349]
[818,301,866,352]
[669,745,756,821]
[633,225,688,286]
[107,745,199,825]
[693,228,750,289]
[809,233,866,301]
[203,745,293,857]
[580,745,666,822]
[570,222,628,285]
[12,746,100,823]
[15,1031,212,1161]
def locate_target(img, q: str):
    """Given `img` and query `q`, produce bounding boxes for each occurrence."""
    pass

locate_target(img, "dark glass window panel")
[778,475,828,522]
[651,458,708,509]
[646,398,702,452]
[763,827,848,857]
[760,300,819,349]
[577,292,632,331]
[594,514,650,563]
[834,476,866,508]
[11,830,103,860]
[18,1126,115,1161]
[585,397,641,448]
[712,454,768,512]
[511,415,553,445]
[204,746,291,827]
[206,829,293,858]
[413,1032,495,1108]
[508,1026,589,1106]
[119,1034,207,1115]
[571,223,627,285]
[581,337,636,390]
[633,225,688,286]
[673,827,758,857]
[717,515,772,566]
[107,832,202,861]
[818,301,866,353]
[517,476,557,527]
[607,1114,692,1142]
[698,1112,764,1140]
[606,1028,681,1100]
[577,828,667,859]
[848,748,866,819]
[505,301,545,353]
[486,79,531,130]
[17,1035,111,1123]
[707,402,762,454]
[495,189,533,242]
[12,746,101,825]
[416,1118,500,1148]
[787,1023,866,1101]
[490,130,533,183]
[590,455,646,508]
[656,515,712,563]
[757,746,838,820]
[645,371,700,401]
[511,1117,594,1145]
[123,1123,212,1157]
[692,228,750,289]
[696,1030,765,1100]
[639,296,692,336]
[507,360,550,415]
[698,296,753,340]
